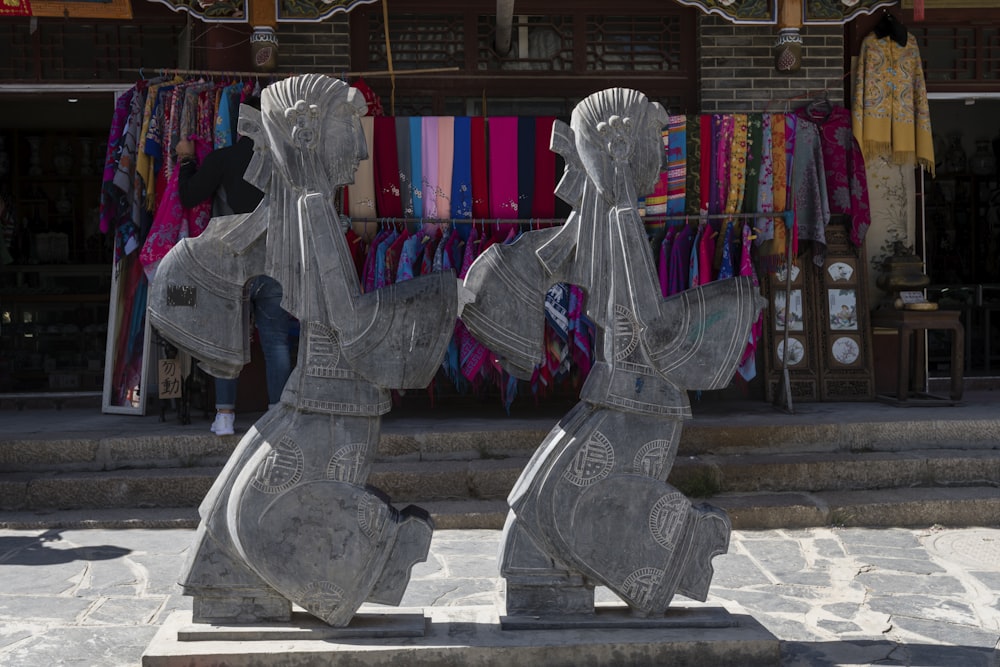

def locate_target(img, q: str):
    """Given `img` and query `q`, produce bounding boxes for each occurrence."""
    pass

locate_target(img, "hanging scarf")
[409,116,423,218]
[699,114,712,215]
[451,117,473,219]
[470,116,489,219]
[797,104,872,247]
[347,116,377,219]
[395,116,414,217]
[852,32,935,175]
[489,117,519,218]
[643,127,670,218]
[686,116,702,216]
[533,117,558,219]
[421,116,440,219]
[517,117,535,219]
[666,114,687,216]
[374,115,402,218]
[436,116,455,219]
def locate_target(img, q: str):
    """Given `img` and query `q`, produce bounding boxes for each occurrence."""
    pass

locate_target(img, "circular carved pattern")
[309,324,341,368]
[832,336,860,366]
[633,439,671,478]
[250,436,303,494]
[562,431,615,487]
[297,581,345,623]
[622,567,664,608]
[613,304,640,361]
[327,442,368,484]
[356,492,388,540]
[648,492,689,551]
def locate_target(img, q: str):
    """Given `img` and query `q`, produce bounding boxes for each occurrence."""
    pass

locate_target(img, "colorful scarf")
[666,114,687,216]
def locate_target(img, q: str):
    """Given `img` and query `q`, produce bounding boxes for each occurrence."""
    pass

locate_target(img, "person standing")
[175,125,292,436]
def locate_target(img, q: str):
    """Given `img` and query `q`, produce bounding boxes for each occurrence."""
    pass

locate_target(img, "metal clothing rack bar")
[119,66,460,80]
[345,211,794,226]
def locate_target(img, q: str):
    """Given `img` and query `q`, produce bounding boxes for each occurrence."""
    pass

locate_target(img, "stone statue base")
[143,607,779,666]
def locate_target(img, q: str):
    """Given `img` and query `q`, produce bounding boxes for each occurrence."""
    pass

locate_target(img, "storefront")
[1,0,996,412]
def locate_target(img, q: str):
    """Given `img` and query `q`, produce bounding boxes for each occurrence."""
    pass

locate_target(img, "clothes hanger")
[873,9,907,47]
[807,91,833,122]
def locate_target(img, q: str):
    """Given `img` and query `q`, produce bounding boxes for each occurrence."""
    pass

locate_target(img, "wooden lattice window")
[350,0,698,116]
[0,7,186,83]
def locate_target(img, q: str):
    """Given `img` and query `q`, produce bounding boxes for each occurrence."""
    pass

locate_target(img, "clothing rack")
[345,211,794,226]
[120,66,459,81]
[349,210,796,413]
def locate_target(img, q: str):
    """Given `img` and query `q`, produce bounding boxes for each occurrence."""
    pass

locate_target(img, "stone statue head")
[243,74,368,193]
[568,88,668,204]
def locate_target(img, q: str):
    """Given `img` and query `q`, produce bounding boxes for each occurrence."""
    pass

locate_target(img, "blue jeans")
[215,275,292,410]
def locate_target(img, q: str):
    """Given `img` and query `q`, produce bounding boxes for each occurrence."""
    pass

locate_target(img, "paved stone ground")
[0,526,997,666]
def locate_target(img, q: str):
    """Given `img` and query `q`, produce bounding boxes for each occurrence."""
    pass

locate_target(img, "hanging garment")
[791,120,831,266]
[421,116,440,219]
[796,104,872,248]
[395,116,414,217]
[489,117,519,218]
[347,116,377,219]
[470,116,489,219]
[409,116,424,218]
[517,117,535,220]
[852,31,935,175]
[666,114,687,216]
[644,126,670,218]
[686,115,702,216]
[374,115,403,218]
[451,117,473,219]
[533,117,557,219]
[736,220,763,382]
[437,116,455,219]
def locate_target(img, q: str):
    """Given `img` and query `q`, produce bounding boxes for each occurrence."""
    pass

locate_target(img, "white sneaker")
[210,412,235,436]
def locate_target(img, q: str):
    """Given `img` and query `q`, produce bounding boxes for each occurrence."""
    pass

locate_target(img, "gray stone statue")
[147,74,457,627]
[460,88,765,618]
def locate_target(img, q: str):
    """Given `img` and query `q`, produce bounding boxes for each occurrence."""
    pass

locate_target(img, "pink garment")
[421,117,439,219]
[138,165,211,281]
[698,222,716,285]
[737,221,763,382]
[436,117,454,219]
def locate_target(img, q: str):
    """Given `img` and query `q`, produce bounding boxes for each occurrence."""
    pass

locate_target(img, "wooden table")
[870,308,964,406]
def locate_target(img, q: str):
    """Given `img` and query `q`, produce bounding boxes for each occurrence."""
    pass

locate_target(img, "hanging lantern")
[250,26,279,72]
[773,28,802,72]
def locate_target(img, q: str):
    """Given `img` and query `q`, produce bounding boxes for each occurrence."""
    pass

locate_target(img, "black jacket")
[177,136,264,215]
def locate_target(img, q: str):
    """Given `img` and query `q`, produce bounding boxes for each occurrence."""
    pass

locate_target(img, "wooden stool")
[871,308,964,406]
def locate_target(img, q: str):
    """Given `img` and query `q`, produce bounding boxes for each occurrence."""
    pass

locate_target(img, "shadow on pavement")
[0,529,132,565]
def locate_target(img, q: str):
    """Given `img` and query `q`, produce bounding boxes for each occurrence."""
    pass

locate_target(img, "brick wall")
[273,16,351,74]
[699,15,846,114]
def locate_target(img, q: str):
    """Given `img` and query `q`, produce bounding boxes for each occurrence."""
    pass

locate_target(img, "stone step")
[2,449,997,517]
[4,413,999,472]
[2,486,997,533]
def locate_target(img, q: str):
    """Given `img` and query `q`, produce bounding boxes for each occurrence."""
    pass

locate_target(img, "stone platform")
[142,606,780,667]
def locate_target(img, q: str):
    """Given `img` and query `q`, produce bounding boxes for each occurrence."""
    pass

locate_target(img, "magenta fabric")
[488,117,519,218]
